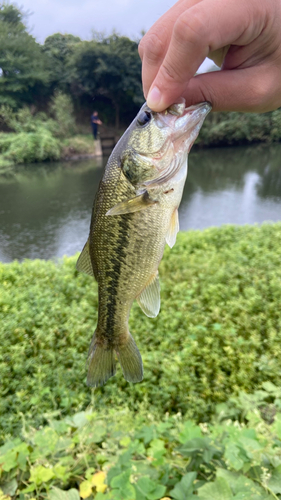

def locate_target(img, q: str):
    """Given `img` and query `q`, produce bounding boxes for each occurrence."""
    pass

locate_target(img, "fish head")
[120,100,211,187]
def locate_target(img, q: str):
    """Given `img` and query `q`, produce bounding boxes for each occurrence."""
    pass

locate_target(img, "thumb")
[183,66,281,112]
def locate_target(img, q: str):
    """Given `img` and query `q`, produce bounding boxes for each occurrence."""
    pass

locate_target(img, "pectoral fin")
[106,192,157,216]
[166,209,179,248]
[76,239,94,277]
[208,45,230,67]
[137,271,160,318]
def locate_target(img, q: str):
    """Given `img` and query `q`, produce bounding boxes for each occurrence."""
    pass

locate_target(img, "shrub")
[198,109,281,146]
[1,224,281,438]
[2,129,61,163]
[62,134,94,157]
[0,387,281,499]
[50,92,77,139]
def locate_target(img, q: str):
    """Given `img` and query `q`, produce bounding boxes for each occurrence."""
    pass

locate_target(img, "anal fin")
[137,271,160,318]
[166,209,179,248]
[76,239,94,277]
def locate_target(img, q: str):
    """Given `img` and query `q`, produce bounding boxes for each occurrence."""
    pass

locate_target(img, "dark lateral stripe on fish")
[104,213,132,342]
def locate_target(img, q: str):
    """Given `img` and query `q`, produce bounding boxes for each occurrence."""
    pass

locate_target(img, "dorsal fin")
[166,209,179,248]
[76,239,94,277]
[136,271,160,318]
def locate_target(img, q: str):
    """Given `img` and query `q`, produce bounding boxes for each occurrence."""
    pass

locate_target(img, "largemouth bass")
[77,100,211,387]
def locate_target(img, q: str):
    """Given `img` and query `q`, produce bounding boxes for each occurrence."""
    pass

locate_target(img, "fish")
[76,100,211,387]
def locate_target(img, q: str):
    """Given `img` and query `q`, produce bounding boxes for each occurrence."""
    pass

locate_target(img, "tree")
[70,34,143,128]
[43,33,81,95]
[0,3,48,108]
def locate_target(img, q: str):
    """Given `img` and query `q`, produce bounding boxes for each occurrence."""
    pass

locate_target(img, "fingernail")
[147,86,162,109]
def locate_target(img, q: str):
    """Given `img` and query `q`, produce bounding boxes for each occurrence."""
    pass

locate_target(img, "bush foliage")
[1,224,281,440]
[198,109,281,147]
[0,95,91,168]
[1,387,281,499]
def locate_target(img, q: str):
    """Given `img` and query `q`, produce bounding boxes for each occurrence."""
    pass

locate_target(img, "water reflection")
[0,144,280,263]
[0,159,105,262]
[180,144,281,229]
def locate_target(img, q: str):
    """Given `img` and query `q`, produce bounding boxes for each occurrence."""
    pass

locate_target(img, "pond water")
[0,143,281,263]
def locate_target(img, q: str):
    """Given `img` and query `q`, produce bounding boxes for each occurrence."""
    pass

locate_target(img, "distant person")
[91,111,102,140]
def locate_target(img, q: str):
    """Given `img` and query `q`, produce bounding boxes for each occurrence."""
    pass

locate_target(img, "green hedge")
[198,109,281,146]
[1,224,281,438]
[1,387,281,499]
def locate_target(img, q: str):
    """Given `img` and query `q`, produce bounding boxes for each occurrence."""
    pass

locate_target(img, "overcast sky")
[22,0,178,43]
[20,0,212,72]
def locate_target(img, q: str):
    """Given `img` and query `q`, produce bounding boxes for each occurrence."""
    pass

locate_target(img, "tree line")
[0,3,143,128]
[1,2,281,145]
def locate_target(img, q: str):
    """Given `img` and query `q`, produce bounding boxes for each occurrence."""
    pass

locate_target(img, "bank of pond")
[1,104,281,173]
[1,224,281,497]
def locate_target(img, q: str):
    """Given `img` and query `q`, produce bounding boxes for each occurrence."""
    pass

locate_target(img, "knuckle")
[174,10,208,47]
[161,61,185,84]
[139,30,167,64]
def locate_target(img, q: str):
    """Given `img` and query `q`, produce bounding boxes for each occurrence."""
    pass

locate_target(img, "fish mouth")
[173,102,212,139]
[172,102,211,153]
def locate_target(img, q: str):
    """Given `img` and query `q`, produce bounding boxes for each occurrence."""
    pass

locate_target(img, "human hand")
[138,0,281,113]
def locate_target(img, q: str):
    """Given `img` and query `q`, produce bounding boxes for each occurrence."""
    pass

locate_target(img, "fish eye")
[137,111,151,126]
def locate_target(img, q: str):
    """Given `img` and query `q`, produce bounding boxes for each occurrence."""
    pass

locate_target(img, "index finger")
[139,0,200,98]
[146,0,253,111]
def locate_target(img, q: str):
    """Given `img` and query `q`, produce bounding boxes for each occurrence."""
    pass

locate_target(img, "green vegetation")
[1,224,281,440]
[0,1,281,162]
[0,3,142,128]
[198,108,281,147]
[1,224,281,497]
[1,388,281,499]
[0,94,94,169]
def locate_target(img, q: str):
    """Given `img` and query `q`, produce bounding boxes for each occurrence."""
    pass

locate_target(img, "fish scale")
[77,100,211,387]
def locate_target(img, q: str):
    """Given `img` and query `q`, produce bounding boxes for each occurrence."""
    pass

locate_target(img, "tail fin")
[87,332,143,387]
[87,335,116,388]
[117,333,143,383]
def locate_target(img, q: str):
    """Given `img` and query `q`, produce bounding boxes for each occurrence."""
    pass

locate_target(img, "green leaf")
[107,465,122,485]
[112,484,136,500]
[87,423,106,444]
[49,487,80,500]
[135,476,166,500]
[120,436,131,448]
[267,464,281,494]
[216,469,240,490]
[170,472,197,500]
[178,421,202,444]
[198,477,233,500]
[0,479,18,496]
[1,450,17,472]
[224,442,245,471]
[272,414,281,440]
[178,437,217,463]
[110,470,136,500]
[111,470,131,489]
[137,425,155,444]
[29,465,54,485]
[231,476,270,499]
[66,411,89,429]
